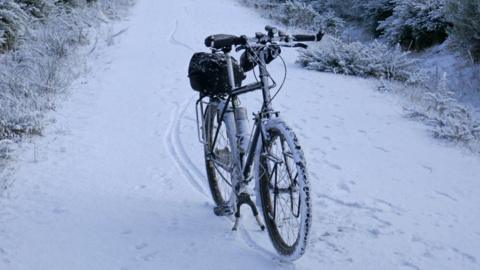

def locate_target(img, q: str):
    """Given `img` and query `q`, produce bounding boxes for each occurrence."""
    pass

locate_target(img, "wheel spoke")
[204,104,234,205]
[211,153,233,173]
[263,132,302,247]
[212,162,232,187]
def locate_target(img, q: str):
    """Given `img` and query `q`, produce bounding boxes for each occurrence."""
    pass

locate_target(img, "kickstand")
[232,192,265,231]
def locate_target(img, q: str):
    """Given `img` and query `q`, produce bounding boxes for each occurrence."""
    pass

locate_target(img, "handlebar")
[205,26,323,51]
[292,31,323,42]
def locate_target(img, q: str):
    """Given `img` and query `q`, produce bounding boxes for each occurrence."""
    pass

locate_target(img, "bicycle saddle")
[204,34,245,49]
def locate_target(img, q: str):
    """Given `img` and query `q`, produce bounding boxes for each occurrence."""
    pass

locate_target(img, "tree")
[378,0,449,50]
[0,0,29,52]
[446,0,480,62]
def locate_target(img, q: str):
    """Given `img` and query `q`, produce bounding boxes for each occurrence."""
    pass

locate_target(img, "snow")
[1,0,480,269]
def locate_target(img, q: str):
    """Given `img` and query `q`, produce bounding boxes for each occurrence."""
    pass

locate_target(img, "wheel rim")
[262,132,302,248]
[208,109,233,204]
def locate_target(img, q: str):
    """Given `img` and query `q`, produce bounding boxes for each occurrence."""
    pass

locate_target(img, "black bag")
[240,45,281,72]
[188,52,246,95]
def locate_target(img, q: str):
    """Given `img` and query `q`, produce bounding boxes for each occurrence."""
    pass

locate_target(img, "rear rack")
[195,81,274,145]
[195,96,209,145]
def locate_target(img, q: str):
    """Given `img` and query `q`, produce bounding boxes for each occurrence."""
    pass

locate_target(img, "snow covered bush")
[0,0,135,157]
[272,1,320,30]
[241,0,345,35]
[406,73,480,152]
[378,0,449,50]
[357,0,395,35]
[297,37,425,83]
[0,0,29,52]
[445,0,480,62]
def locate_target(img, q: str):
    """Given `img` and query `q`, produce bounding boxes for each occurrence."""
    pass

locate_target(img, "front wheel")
[255,118,312,261]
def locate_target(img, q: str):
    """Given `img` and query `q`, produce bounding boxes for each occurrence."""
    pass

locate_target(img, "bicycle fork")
[231,104,265,231]
[224,54,265,231]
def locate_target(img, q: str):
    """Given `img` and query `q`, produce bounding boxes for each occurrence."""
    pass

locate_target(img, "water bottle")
[234,107,250,154]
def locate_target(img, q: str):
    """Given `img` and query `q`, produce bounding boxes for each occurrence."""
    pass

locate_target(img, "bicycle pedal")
[213,204,234,216]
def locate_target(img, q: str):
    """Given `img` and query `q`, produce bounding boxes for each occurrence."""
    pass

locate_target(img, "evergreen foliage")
[377,0,449,50]
[446,0,480,62]
[0,0,29,52]
[242,0,345,35]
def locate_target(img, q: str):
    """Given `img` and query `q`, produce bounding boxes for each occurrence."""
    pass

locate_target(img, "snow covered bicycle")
[188,26,323,260]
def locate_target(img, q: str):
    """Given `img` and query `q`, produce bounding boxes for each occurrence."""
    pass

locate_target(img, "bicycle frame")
[196,48,276,192]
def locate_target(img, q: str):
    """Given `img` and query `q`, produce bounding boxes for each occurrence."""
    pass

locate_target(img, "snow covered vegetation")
[242,0,480,153]
[297,38,424,83]
[0,0,134,159]
[446,0,480,62]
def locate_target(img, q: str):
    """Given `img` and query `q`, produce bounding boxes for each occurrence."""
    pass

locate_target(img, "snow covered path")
[1,0,480,269]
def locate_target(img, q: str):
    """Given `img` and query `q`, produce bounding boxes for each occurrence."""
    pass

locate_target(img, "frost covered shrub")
[242,0,345,35]
[0,0,135,155]
[357,0,395,36]
[278,1,344,34]
[0,0,29,52]
[297,37,424,83]
[378,0,449,50]
[15,0,55,18]
[446,0,480,62]
[406,73,480,151]
[273,1,320,29]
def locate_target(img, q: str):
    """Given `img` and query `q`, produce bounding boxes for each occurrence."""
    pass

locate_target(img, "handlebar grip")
[292,31,324,42]
[265,25,277,33]
[204,35,247,49]
[292,34,316,42]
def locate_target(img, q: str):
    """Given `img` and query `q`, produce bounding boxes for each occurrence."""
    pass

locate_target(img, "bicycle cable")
[266,54,287,107]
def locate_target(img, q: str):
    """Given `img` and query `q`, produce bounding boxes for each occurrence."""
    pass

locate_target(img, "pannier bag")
[188,52,246,95]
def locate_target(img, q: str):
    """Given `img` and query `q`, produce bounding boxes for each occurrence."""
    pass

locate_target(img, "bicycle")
[188,26,323,261]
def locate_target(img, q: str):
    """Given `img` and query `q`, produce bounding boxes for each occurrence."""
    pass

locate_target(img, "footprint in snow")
[451,247,477,264]
[323,160,342,171]
[168,217,179,231]
[332,115,344,121]
[374,146,390,153]
[367,228,381,238]
[135,242,148,250]
[400,260,421,270]
[337,183,351,193]
[121,229,132,235]
[373,199,404,215]
[52,208,68,214]
[133,184,146,190]
[142,251,160,262]
[434,190,458,202]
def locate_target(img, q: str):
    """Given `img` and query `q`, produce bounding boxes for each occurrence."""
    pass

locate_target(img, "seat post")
[224,52,236,90]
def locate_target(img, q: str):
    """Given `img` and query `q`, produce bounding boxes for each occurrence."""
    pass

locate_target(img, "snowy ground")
[1,0,480,269]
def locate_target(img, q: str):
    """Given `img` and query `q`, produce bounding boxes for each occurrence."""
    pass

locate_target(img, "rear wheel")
[256,119,312,260]
[203,103,235,207]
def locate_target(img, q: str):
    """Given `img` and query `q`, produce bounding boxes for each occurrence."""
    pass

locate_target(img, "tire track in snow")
[164,97,295,268]
[164,99,208,197]
[168,20,195,52]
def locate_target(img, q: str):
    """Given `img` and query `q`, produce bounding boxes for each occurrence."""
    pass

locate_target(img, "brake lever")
[236,45,247,52]
[294,43,308,49]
